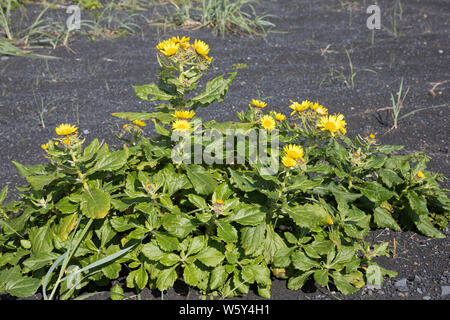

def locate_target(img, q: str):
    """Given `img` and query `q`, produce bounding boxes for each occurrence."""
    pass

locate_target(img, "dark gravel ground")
[0,0,449,300]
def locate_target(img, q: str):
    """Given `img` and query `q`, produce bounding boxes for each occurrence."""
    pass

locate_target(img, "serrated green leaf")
[80,188,111,219]
[196,247,224,267]
[373,207,401,231]
[282,204,333,229]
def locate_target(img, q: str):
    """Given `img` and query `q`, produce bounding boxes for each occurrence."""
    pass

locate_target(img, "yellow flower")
[133,120,146,127]
[317,114,346,136]
[172,120,191,131]
[193,39,210,58]
[281,155,297,168]
[354,152,360,157]
[271,111,286,121]
[369,133,376,140]
[283,144,304,161]
[310,102,321,111]
[289,100,312,115]
[123,124,129,129]
[157,39,179,56]
[41,143,49,150]
[174,110,195,119]
[260,115,276,131]
[216,199,224,205]
[250,99,267,109]
[417,171,425,178]
[63,138,71,145]
[55,124,78,136]
[171,36,190,49]
[315,105,328,116]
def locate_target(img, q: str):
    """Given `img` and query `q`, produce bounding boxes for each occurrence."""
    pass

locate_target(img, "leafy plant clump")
[0,36,449,300]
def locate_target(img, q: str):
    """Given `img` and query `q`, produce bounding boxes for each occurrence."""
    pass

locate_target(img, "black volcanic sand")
[0,0,449,300]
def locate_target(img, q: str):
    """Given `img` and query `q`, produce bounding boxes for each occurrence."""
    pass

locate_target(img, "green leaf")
[23,252,60,271]
[185,165,218,195]
[142,241,166,261]
[196,247,225,267]
[407,191,445,238]
[55,197,79,214]
[12,161,45,178]
[373,207,401,231]
[282,204,333,229]
[135,267,148,290]
[4,276,41,298]
[240,223,265,256]
[160,253,181,266]
[112,111,175,124]
[88,150,127,174]
[80,188,111,219]
[291,251,320,271]
[183,263,200,287]
[29,224,54,254]
[110,284,124,300]
[272,248,294,268]
[228,203,266,226]
[378,168,403,188]
[187,194,208,211]
[366,265,383,286]
[26,172,59,190]
[287,270,314,290]
[209,265,228,290]
[354,182,396,205]
[0,185,8,205]
[286,175,323,193]
[133,83,175,101]
[161,214,195,238]
[215,220,238,243]
[156,266,177,292]
[314,269,329,287]
[331,272,359,295]
[190,73,236,109]
[55,213,78,241]
[153,231,179,252]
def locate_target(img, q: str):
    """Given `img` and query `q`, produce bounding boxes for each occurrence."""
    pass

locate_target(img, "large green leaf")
[373,207,401,231]
[80,188,111,219]
[240,223,265,256]
[195,247,225,267]
[228,203,266,226]
[184,165,217,195]
[133,83,175,101]
[354,182,396,205]
[88,150,127,174]
[407,191,445,238]
[161,214,196,238]
[282,204,333,229]
[189,72,236,109]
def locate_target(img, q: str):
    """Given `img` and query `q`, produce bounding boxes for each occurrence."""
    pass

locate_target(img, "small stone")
[394,278,409,292]
[441,286,450,297]
[438,49,444,54]
[423,296,431,300]
[83,129,90,135]
[367,283,382,290]
[0,56,9,61]
[417,288,423,294]
[414,275,422,282]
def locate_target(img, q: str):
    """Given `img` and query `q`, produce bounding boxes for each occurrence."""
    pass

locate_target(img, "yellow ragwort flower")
[171,36,190,49]
[315,105,328,116]
[41,143,49,150]
[281,155,297,168]
[174,110,195,119]
[172,120,191,131]
[216,199,224,205]
[354,152,360,157]
[123,124,129,129]
[289,100,312,115]
[250,99,267,108]
[271,111,286,121]
[133,120,147,127]
[157,39,179,56]
[193,39,210,59]
[369,133,376,140]
[310,102,321,111]
[63,138,71,145]
[417,171,425,178]
[55,124,78,136]
[283,144,304,161]
[260,115,276,131]
[317,113,346,136]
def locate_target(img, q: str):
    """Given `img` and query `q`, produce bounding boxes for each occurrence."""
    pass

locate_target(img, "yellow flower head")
[171,36,190,49]
[283,144,304,161]
[174,110,195,119]
[123,124,129,129]
[281,155,297,168]
[157,39,179,56]
[55,124,78,136]
[289,100,312,115]
[133,120,147,127]
[63,138,71,145]
[369,133,376,140]
[317,113,346,136]
[250,99,267,108]
[354,152,360,157]
[417,171,425,179]
[315,105,328,116]
[310,102,320,111]
[193,39,210,58]
[271,111,286,121]
[172,120,191,131]
[260,115,276,131]
[216,199,224,205]
[41,143,49,150]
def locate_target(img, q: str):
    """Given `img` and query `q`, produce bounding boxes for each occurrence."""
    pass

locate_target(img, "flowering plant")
[0,37,448,299]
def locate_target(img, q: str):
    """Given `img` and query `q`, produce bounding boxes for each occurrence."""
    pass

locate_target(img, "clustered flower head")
[281,144,304,168]
[174,110,195,120]
[156,36,213,62]
[250,99,267,109]
[317,113,347,136]
[172,119,192,132]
